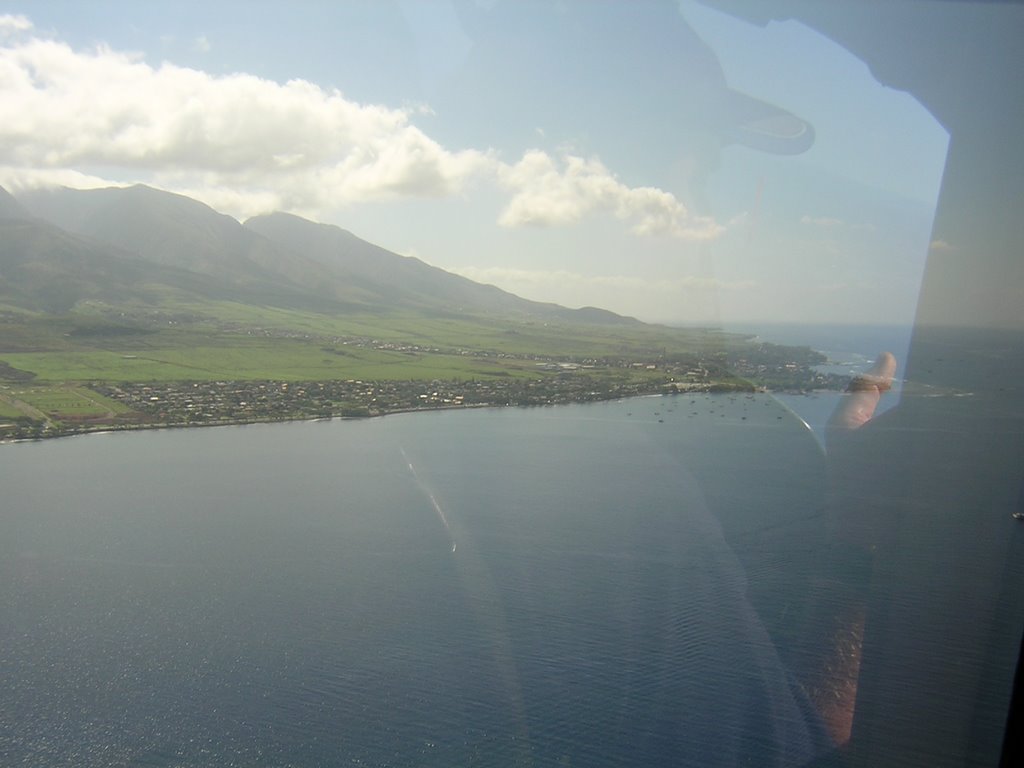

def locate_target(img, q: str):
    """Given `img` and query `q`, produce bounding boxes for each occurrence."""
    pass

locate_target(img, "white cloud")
[0,15,32,35]
[800,214,844,227]
[0,23,720,242]
[497,151,724,240]
[0,165,127,193]
[193,36,211,53]
[929,239,955,253]
[0,33,490,217]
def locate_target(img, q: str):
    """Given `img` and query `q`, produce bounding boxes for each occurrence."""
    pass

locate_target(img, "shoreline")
[0,384,846,446]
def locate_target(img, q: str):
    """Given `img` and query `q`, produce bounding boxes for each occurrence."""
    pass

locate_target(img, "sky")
[0,0,951,327]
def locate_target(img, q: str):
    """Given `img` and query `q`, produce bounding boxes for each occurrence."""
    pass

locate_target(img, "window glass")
[1,2,1022,766]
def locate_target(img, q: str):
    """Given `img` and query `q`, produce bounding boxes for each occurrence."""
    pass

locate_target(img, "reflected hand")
[812,351,896,748]
[827,352,897,433]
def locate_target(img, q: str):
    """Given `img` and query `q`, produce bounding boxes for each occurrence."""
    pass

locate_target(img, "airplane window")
[1,2,1021,766]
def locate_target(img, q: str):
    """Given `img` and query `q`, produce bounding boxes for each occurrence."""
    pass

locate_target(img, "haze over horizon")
[0,1,949,326]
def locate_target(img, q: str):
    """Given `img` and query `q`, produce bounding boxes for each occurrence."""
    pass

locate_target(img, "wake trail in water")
[400,446,456,551]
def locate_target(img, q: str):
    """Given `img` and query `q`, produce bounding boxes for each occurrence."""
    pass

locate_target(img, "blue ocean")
[2,391,833,767]
[6,322,1021,768]
[724,323,914,443]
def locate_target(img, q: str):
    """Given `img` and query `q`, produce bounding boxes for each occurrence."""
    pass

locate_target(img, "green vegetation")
[0,399,24,419]
[0,183,845,442]
[8,386,129,417]
[0,298,838,442]
[0,304,729,381]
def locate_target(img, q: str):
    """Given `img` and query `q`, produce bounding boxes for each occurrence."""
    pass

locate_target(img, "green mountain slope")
[17,185,354,300]
[0,210,227,315]
[245,211,636,324]
[15,184,636,325]
[244,211,541,316]
[0,186,32,220]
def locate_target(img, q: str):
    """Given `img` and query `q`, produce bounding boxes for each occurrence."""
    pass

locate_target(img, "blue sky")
[0,1,949,325]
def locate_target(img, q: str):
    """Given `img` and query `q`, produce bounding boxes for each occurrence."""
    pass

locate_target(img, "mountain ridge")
[8,183,638,326]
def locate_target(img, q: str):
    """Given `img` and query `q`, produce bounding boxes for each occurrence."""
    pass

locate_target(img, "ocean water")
[5,321,1024,768]
[1,395,832,768]
[724,323,914,444]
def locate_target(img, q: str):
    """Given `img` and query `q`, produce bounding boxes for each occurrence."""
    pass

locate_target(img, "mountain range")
[1,183,633,326]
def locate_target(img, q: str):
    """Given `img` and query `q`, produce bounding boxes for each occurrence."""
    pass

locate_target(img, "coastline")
[1,336,849,444]
[0,382,765,444]
[0,383,847,446]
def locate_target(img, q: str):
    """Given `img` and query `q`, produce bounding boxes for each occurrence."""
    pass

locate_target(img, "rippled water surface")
[3,395,834,767]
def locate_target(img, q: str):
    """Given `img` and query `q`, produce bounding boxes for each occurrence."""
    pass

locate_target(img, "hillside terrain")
[0,184,836,439]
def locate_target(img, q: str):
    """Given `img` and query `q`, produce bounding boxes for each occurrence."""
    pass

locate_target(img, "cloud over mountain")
[0,16,721,241]
[0,28,488,214]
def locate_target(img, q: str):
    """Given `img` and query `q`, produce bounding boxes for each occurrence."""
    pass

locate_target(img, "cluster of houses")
[95,373,699,426]
[1,341,839,441]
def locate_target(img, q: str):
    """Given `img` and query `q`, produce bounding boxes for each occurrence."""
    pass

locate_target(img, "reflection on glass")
[0,2,1022,766]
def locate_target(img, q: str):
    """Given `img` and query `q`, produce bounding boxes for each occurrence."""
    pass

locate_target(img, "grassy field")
[0,301,761,435]
[0,302,741,384]
[7,386,131,417]
[0,339,549,384]
[0,398,25,419]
